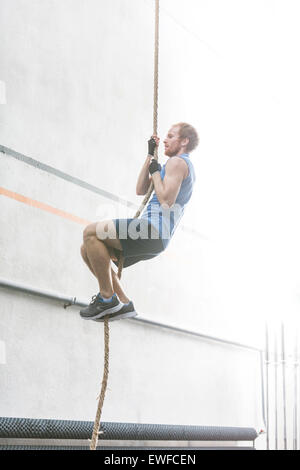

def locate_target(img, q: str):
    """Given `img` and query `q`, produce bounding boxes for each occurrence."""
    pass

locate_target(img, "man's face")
[163,125,183,157]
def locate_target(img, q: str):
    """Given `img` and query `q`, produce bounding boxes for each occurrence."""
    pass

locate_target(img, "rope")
[90,319,109,450]
[90,0,160,450]
[121,0,160,271]
[153,0,160,141]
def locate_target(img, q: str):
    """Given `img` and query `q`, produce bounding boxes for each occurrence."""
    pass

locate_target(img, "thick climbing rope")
[118,0,160,277]
[90,319,109,450]
[89,0,160,451]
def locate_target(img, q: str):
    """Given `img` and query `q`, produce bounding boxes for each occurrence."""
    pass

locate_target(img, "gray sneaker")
[94,301,137,322]
[80,293,123,320]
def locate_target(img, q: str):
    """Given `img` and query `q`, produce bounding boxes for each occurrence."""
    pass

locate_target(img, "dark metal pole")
[0,417,258,441]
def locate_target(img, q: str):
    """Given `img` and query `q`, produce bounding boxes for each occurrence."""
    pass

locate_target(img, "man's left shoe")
[94,301,138,322]
[80,293,123,320]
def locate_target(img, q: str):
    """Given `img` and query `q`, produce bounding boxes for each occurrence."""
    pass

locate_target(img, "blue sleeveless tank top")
[140,153,195,247]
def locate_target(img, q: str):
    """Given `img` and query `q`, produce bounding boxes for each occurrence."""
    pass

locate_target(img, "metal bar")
[0,145,205,240]
[259,350,267,437]
[0,277,261,352]
[281,323,287,450]
[0,445,255,450]
[0,144,135,209]
[294,327,298,451]
[0,277,87,308]
[260,351,266,429]
[0,417,258,441]
[265,324,270,450]
[274,332,278,450]
[133,317,261,352]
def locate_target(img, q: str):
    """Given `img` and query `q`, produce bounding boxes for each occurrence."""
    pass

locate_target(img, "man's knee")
[82,220,122,251]
[83,223,97,244]
[80,244,87,259]
[95,220,117,241]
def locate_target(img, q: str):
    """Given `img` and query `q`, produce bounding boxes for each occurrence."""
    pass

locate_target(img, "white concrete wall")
[0,0,264,437]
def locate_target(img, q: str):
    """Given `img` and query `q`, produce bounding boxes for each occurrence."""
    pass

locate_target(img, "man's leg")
[80,220,138,321]
[111,269,130,304]
[78,220,124,319]
[80,244,130,304]
[83,223,114,299]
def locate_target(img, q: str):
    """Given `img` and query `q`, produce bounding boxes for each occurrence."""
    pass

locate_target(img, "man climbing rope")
[79,122,199,322]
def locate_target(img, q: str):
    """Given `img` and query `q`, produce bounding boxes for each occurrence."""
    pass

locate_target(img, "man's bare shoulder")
[165,156,188,178]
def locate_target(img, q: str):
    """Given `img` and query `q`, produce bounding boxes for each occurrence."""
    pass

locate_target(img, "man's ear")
[181,137,189,148]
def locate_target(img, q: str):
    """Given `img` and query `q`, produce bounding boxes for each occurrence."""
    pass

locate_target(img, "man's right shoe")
[80,293,123,320]
[94,301,137,322]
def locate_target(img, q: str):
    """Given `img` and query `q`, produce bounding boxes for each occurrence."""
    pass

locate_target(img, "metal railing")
[0,277,261,352]
[265,323,299,450]
[0,276,266,440]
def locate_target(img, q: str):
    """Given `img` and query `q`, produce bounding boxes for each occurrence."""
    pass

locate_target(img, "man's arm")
[151,157,188,207]
[136,137,159,195]
[136,155,152,195]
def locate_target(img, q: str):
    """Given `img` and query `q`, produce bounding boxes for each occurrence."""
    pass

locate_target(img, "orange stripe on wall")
[0,186,91,226]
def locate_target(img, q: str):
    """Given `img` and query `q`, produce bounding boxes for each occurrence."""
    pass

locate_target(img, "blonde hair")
[175,122,199,152]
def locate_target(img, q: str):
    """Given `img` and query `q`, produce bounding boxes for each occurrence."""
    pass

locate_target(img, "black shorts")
[112,218,166,269]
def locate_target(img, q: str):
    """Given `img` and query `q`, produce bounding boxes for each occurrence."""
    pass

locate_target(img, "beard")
[165,147,178,157]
